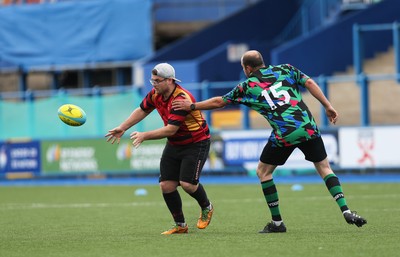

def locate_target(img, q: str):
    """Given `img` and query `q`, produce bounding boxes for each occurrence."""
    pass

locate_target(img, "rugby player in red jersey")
[106,63,213,234]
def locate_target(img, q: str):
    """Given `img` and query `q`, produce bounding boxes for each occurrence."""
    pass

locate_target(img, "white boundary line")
[1,194,399,210]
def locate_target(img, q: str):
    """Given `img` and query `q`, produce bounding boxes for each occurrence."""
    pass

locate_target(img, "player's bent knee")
[159,180,179,193]
[179,181,197,194]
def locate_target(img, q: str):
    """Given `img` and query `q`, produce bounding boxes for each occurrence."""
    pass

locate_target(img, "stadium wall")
[142,40,270,93]
[0,89,163,140]
[153,0,255,22]
[271,0,399,76]
[142,0,298,82]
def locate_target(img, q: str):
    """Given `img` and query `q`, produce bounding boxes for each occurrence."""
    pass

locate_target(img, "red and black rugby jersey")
[140,85,210,145]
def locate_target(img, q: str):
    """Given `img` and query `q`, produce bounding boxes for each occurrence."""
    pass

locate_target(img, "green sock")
[324,174,349,213]
[261,179,282,221]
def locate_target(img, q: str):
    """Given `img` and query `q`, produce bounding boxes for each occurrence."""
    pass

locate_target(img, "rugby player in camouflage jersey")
[172,50,367,233]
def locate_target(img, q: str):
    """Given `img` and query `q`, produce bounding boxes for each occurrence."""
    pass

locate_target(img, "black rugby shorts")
[260,136,327,165]
[159,139,210,185]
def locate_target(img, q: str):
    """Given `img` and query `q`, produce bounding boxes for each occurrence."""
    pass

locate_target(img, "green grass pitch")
[1,182,399,257]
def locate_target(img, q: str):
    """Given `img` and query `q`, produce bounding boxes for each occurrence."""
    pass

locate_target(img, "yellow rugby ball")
[57,104,87,126]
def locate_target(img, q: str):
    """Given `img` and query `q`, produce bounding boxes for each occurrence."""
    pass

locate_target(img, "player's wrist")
[190,103,196,111]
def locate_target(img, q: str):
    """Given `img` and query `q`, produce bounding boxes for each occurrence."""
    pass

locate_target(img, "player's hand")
[130,131,145,148]
[105,127,125,144]
[172,98,192,111]
[326,106,338,125]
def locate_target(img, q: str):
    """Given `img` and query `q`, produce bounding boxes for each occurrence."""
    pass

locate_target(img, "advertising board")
[339,126,400,168]
[41,138,166,174]
[0,141,41,175]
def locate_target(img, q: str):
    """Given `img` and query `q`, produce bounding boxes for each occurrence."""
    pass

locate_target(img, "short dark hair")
[242,51,264,68]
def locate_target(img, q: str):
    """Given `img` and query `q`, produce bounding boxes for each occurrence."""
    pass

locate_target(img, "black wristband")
[190,103,196,111]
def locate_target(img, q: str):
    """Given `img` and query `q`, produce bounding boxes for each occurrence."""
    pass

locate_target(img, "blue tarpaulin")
[0,0,153,70]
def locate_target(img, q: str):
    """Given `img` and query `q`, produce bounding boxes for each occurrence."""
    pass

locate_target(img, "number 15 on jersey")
[261,82,290,110]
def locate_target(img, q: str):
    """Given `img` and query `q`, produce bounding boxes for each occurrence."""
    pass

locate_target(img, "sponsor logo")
[334,193,344,200]
[46,145,98,172]
[116,143,132,160]
[268,201,279,207]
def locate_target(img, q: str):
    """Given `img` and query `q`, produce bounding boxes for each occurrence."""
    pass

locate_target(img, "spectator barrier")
[1,126,399,180]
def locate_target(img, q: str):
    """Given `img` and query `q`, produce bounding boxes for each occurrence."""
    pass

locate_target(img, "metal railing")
[274,0,381,44]
[1,70,399,134]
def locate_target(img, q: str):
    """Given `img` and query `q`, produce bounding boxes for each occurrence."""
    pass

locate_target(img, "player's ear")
[246,65,254,73]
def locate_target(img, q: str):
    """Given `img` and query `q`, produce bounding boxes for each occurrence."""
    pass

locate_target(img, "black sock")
[163,190,185,223]
[189,183,210,209]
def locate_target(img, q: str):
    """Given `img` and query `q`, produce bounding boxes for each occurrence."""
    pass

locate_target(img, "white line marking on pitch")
[1,194,398,210]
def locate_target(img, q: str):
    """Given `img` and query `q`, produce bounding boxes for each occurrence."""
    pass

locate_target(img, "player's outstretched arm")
[325,106,338,125]
[105,127,125,144]
[130,124,179,148]
[172,96,226,111]
[105,107,150,144]
[304,78,338,124]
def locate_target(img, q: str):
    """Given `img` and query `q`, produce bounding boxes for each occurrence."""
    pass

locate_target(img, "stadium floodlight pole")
[353,23,370,126]
[358,73,369,127]
[317,75,329,128]
[201,80,211,128]
[393,21,400,83]
[18,70,28,96]
[301,6,309,36]
[352,23,363,76]
[51,72,59,90]
[241,104,250,130]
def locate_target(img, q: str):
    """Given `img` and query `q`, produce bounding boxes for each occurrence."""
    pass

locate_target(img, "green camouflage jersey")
[222,64,320,147]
